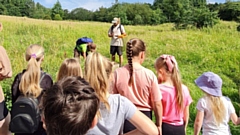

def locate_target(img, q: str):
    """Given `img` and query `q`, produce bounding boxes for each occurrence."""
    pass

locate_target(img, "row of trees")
[0,0,240,28]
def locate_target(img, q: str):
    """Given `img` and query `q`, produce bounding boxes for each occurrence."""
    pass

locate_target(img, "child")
[11,44,53,135]
[84,52,160,135]
[40,76,100,135]
[56,58,83,81]
[74,37,96,60]
[194,71,240,135]
[0,46,12,135]
[112,38,162,133]
[155,54,192,135]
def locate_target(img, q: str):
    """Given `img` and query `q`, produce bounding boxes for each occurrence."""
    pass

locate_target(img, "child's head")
[57,58,83,81]
[41,76,100,135]
[195,72,225,126]
[87,43,96,52]
[155,54,179,83]
[84,52,112,110]
[126,38,146,85]
[19,44,44,97]
[195,71,222,97]
[155,54,183,111]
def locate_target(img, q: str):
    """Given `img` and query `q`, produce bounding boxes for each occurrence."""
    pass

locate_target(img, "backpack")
[76,37,93,46]
[9,73,46,133]
[111,24,123,34]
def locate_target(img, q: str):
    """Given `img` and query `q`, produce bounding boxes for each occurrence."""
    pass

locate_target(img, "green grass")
[0,15,239,135]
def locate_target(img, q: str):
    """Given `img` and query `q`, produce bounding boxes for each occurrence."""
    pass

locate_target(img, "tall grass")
[0,15,239,134]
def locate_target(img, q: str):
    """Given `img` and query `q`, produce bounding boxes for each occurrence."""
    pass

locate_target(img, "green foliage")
[51,0,64,19]
[219,2,240,21]
[68,8,93,21]
[53,14,62,20]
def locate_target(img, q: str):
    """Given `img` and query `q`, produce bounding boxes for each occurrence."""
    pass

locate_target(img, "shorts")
[0,100,9,121]
[110,46,122,56]
[162,122,185,135]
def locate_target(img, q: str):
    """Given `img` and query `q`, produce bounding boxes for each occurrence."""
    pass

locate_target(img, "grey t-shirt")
[86,94,137,135]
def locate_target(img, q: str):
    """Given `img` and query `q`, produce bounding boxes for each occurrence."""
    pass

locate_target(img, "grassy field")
[0,15,239,134]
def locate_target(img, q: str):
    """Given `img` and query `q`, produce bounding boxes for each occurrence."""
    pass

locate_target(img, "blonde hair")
[19,44,44,98]
[155,56,184,112]
[84,52,112,110]
[57,58,83,81]
[206,94,226,126]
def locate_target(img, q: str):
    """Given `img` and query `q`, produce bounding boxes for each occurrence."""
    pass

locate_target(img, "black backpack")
[9,73,46,133]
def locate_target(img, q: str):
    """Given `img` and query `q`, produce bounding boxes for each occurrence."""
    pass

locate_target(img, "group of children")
[0,37,240,135]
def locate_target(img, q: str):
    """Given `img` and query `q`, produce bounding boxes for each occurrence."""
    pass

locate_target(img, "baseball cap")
[112,17,119,24]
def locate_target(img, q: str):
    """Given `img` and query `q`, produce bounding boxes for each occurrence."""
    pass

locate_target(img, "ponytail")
[171,65,184,112]
[19,57,41,97]
[19,44,44,98]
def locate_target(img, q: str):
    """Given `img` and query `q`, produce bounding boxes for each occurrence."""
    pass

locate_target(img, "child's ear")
[91,115,98,128]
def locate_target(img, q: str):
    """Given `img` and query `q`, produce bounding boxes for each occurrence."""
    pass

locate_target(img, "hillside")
[0,15,239,134]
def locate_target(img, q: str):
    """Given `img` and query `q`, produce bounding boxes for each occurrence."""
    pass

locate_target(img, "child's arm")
[183,105,190,132]
[230,113,240,125]
[194,110,204,135]
[126,110,160,135]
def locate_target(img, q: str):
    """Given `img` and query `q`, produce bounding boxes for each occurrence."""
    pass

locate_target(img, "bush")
[43,15,51,20]
[53,14,62,20]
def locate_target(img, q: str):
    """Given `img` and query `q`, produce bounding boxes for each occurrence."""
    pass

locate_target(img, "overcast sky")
[34,0,227,11]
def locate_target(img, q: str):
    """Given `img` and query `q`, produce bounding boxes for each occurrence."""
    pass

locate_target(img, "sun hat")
[195,71,222,97]
[112,17,119,24]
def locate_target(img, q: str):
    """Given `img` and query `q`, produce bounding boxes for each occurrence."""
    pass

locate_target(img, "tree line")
[0,0,240,28]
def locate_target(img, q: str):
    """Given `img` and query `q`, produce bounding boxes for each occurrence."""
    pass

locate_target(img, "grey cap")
[195,72,222,97]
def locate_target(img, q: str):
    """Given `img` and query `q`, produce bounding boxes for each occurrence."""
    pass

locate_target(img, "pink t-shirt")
[159,84,192,125]
[112,65,162,111]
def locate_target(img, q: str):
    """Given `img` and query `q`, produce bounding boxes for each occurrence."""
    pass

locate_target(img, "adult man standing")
[108,17,126,67]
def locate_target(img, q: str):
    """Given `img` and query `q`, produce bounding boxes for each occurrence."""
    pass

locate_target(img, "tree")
[51,0,64,20]
[218,2,240,21]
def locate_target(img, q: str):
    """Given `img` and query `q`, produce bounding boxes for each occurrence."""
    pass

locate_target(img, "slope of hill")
[0,15,239,134]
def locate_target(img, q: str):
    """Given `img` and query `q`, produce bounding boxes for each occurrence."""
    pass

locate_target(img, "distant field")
[0,15,239,135]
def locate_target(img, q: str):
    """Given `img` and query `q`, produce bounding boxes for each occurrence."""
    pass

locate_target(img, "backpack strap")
[111,24,123,34]
[40,72,46,83]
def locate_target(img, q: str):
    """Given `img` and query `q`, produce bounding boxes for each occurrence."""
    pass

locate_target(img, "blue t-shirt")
[86,94,137,135]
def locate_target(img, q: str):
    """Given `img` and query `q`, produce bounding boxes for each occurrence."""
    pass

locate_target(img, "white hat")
[112,17,119,24]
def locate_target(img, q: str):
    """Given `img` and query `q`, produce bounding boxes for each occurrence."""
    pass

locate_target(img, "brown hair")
[126,38,146,85]
[57,58,83,81]
[87,43,96,52]
[41,76,100,135]
[84,52,112,110]
[19,44,44,98]
[155,56,184,112]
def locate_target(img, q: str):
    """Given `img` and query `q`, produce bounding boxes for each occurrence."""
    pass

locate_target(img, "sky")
[34,0,226,11]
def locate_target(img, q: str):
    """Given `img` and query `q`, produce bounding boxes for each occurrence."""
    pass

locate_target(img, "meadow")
[0,15,240,134]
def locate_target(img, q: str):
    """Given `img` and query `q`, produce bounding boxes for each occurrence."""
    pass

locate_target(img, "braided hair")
[126,38,146,85]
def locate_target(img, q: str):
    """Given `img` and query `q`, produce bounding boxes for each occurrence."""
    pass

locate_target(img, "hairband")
[31,54,37,58]
[160,54,178,73]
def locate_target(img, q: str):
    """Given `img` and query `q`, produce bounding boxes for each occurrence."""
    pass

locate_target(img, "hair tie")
[160,54,178,72]
[31,54,37,58]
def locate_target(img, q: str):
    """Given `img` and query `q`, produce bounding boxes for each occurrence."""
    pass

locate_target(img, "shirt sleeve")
[183,85,193,106]
[225,97,236,114]
[122,96,137,120]
[121,25,126,34]
[82,44,87,52]
[151,73,162,101]
[196,98,205,112]
[40,73,53,91]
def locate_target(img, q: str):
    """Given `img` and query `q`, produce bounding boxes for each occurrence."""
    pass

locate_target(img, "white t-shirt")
[86,94,137,135]
[196,96,235,135]
[108,24,125,46]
